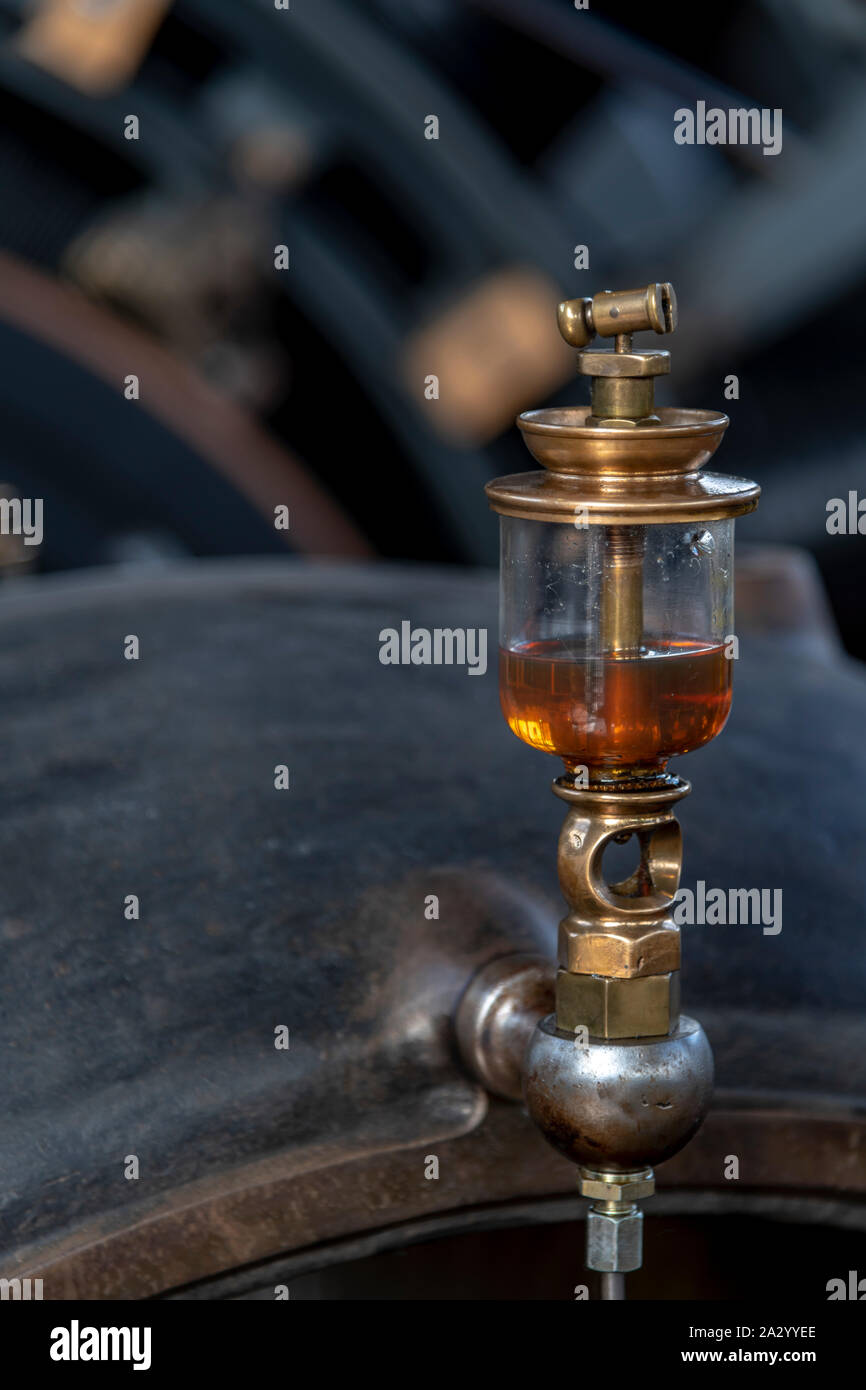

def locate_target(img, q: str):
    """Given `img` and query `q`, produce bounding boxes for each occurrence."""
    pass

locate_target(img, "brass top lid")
[486,283,760,525]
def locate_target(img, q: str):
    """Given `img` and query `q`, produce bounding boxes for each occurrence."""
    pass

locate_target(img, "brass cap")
[486,283,760,524]
[517,405,728,477]
[485,433,759,527]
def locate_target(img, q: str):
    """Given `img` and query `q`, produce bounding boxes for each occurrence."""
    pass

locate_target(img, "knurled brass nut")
[578,1168,656,1203]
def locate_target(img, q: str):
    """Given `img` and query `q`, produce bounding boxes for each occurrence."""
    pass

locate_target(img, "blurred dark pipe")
[467,0,806,174]
[0,250,373,559]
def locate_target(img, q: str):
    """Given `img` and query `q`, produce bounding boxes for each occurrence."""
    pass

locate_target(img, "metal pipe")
[600,525,645,654]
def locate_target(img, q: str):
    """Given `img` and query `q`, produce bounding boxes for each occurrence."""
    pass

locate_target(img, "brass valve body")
[553,777,688,1039]
[477,283,759,1285]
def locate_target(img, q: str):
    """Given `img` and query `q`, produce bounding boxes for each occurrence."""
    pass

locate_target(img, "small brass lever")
[557,283,678,350]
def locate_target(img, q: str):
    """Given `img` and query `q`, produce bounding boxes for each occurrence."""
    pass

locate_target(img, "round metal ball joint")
[522,1015,714,1171]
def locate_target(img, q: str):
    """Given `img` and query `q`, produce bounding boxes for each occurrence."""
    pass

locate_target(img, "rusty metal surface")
[0,554,862,1296]
[5,1101,866,1300]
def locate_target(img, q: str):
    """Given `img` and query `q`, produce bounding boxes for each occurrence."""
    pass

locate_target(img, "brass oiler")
[485,283,760,1297]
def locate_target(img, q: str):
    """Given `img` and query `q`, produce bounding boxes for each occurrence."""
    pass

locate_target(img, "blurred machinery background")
[0,0,864,653]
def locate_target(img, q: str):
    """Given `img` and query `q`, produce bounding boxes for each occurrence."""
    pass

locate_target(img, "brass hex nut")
[578,1168,655,1203]
[555,968,680,1039]
[559,917,680,978]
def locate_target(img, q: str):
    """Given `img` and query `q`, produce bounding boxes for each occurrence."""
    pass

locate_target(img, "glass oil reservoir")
[487,285,759,786]
[498,517,733,778]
